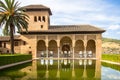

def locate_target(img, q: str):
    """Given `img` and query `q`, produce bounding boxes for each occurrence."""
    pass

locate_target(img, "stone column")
[57,36,60,59]
[84,35,87,58]
[84,35,87,52]
[72,47,75,59]
[58,47,60,59]
[45,36,48,58]
[46,47,48,58]
[72,35,75,59]
[96,34,102,60]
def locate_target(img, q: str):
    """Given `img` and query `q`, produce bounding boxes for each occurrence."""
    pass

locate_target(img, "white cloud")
[108,24,120,30]
[0,0,120,39]
[117,32,120,34]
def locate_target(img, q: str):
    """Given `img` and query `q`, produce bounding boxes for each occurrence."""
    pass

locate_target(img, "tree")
[0,0,29,54]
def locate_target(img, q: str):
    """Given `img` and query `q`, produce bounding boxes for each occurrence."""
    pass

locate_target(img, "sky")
[0,0,120,39]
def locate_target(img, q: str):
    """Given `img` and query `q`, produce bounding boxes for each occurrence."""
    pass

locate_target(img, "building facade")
[0,5,105,59]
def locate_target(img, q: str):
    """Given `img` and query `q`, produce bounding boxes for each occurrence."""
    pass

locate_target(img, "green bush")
[102,54,120,63]
[102,62,120,71]
[0,54,32,66]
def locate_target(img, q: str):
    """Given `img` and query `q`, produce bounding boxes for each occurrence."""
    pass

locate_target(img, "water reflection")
[1,59,120,80]
[38,59,101,80]
[0,59,101,80]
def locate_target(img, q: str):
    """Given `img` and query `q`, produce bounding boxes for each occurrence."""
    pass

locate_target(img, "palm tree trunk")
[10,23,14,54]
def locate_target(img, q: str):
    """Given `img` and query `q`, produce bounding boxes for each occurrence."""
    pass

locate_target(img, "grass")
[102,54,120,63]
[0,62,32,78]
[0,54,32,66]
[102,62,120,71]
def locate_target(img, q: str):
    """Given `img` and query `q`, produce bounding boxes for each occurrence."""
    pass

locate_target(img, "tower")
[23,5,52,31]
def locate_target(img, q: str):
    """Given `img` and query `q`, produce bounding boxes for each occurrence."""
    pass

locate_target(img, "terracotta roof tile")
[0,35,21,41]
[23,5,52,15]
[49,25,105,32]
[20,25,105,34]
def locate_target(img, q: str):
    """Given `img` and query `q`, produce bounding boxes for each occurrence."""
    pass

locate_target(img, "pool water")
[0,59,120,80]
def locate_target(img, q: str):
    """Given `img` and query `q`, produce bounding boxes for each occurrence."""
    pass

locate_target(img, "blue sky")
[0,0,120,39]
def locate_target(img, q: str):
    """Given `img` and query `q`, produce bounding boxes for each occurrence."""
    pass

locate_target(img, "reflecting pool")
[0,59,120,80]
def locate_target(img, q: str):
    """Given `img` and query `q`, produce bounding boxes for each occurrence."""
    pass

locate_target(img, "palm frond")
[0,1,8,11]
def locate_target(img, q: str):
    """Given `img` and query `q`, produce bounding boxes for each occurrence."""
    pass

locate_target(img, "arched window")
[23,41,26,45]
[38,16,41,21]
[42,16,45,22]
[41,25,43,28]
[34,16,37,22]
[4,43,6,48]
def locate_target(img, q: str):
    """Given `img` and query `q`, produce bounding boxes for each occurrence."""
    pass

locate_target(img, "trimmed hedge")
[0,54,32,66]
[102,62,120,71]
[102,54,120,63]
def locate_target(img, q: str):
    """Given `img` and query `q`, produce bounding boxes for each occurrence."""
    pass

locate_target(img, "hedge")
[102,54,120,63]
[0,54,32,66]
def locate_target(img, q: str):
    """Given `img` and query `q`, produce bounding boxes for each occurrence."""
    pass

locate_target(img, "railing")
[37,51,96,59]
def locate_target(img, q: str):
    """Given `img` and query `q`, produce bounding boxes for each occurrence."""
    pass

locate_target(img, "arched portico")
[60,36,72,57]
[48,40,57,57]
[37,40,46,57]
[35,35,101,59]
[75,40,84,58]
[86,40,96,57]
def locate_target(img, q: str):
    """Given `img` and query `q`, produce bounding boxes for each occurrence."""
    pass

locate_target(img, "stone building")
[0,5,105,59]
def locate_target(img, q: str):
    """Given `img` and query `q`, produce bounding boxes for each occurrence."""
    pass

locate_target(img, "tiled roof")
[21,25,105,34]
[0,35,21,41]
[23,5,49,9]
[23,5,52,15]
[48,25,105,32]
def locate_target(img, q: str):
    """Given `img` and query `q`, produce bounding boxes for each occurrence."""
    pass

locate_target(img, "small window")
[41,25,43,28]
[23,41,26,45]
[38,16,41,21]
[15,42,18,46]
[4,43,6,48]
[29,51,32,54]
[34,16,37,22]
[29,46,31,49]
[7,50,9,53]
[42,16,45,22]
[0,42,2,47]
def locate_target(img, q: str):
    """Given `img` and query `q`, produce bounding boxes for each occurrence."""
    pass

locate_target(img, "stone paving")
[0,60,32,70]
[101,60,120,65]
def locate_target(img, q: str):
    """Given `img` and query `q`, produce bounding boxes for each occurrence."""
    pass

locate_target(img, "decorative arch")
[60,36,72,52]
[86,40,96,56]
[48,40,57,57]
[37,40,46,57]
[75,40,84,53]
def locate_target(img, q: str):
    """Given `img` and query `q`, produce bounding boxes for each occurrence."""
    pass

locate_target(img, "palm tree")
[0,0,29,54]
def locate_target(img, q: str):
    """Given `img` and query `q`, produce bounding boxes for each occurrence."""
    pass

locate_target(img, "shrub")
[0,54,32,66]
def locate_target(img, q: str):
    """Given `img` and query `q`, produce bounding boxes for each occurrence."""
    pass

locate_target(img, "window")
[41,25,43,28]
[23,41,26,45]
[42,16,45,22]
[4,43,6,48]
[29,46,31,49]
[34,16,37,22]
[0,42,2,47]
[15,42,18,46]
[29,51,32,54]
[38,16,41,21]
